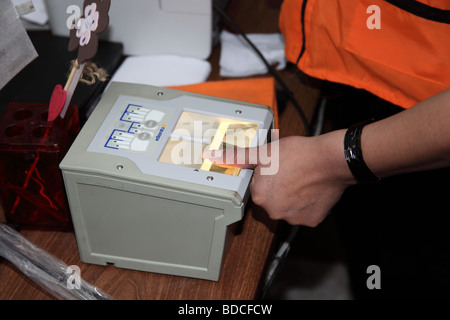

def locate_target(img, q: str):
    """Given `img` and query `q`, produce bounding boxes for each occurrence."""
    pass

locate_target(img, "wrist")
[317,129,359,187]
[344,120,381,184]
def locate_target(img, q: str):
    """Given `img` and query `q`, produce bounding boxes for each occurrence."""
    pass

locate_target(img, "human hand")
[204,131,355,226]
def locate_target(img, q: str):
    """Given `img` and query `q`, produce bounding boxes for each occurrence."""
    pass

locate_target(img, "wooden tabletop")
[0,0,320,300]
[0,205,277,300]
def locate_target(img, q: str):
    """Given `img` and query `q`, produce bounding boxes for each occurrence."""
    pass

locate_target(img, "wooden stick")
[63,59,80,91]
[59,61,85,119]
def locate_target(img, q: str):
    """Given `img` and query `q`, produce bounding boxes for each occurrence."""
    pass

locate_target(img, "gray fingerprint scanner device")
[60,82,274,281]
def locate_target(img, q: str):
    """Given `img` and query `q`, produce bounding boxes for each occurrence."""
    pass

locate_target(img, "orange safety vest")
[279,0,450,109]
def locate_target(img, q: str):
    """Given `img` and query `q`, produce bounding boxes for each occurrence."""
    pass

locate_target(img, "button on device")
[143,120,158,129]
[115,121,128,130]
[137,132,152,140]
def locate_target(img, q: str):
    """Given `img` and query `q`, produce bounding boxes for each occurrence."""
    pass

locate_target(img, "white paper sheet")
[0,1,38,90]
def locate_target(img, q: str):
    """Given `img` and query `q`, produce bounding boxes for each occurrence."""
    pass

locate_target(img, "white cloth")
[219,29,286,77]
[109,54,212,87]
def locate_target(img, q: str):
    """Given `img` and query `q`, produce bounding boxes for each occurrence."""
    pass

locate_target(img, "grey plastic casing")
[60,82,274,281]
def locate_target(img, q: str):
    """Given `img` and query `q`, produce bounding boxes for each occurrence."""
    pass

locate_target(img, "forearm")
[361,88,450,179]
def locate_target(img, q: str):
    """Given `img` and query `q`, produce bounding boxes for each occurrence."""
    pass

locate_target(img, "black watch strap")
[344,120,380,184]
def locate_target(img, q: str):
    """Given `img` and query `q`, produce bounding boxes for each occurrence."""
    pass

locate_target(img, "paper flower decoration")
[68,0,111,64]
[76,3,99,47]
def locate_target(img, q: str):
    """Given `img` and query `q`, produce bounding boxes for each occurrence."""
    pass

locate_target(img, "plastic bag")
[0,223,114,300]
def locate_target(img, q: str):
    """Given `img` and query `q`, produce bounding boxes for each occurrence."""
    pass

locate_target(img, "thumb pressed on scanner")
[202,147,259,169]
[202,130,280,170]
